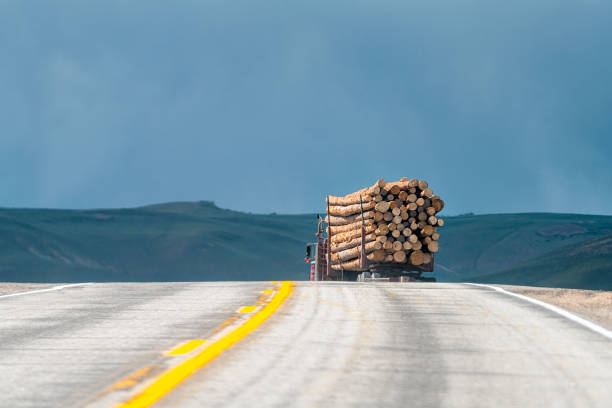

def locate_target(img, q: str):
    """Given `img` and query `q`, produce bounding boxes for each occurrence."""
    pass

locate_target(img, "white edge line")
[0,283,92,300]
[464,283,612,340]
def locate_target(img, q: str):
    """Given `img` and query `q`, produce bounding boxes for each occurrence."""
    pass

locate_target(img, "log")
[412,240,423,250]
[416,197,425,206]
[327,218,375,235]
[331,233,377,252]
[432,232,440,241]
[327,201,376,217]
[392,241,403,251]
[393,250,406,263]
[426,207,436,216]
[325,211,375,226]
[421,225,434,236]
[410,250,425,265]
[432,199,445,213]
[375,201,390,212]
[329,249,385,270]
[428,216,437,225]
[422,253,432,264]
[383,212,393,222]
[408,234,418,244]
[403,241,412,250]
[427,241,439,253]
[374,211,384,222]
[326,179,386,206]
[418,180,428,190]
[330,224,376,245]
[437,218,445,227]
[407,194,417,203]
[331,241,379,263]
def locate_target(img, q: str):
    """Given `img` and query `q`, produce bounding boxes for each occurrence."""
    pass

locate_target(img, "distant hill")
[470,234,612,290]
[1,202,611,288]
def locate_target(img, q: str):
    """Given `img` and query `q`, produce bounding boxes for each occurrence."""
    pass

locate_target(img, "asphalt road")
[1,282,611,407]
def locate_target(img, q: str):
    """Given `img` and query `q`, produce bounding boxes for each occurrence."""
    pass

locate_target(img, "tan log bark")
[325,211,374,226]
[376,235,387,243]
[375,201,390,212]
[326,179,386,206]
[421,225,434,236]
[432,199,445,212]
[327,200,376,217]
[327,218,375,235]
[331,241,379,263]
[330,233,377,252]
[421,188,434,198]
[393,250,407,263]
[330,249,385,270]
[410,250,425,265]
[330,224,376,245]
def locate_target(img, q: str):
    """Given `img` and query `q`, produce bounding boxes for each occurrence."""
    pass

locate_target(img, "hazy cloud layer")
[2,1,611,214]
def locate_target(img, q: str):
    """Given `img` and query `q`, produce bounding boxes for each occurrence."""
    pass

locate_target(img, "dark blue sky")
[2,1,611,215]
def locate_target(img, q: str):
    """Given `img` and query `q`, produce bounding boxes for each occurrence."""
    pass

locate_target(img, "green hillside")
[1,202,611,288]
[470,234,612,290]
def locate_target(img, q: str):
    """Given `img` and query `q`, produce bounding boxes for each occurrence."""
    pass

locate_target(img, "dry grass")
[0,283,54,296]
[498,285,612,329]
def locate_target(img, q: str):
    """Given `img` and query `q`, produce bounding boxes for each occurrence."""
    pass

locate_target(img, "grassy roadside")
[498,285,612,329]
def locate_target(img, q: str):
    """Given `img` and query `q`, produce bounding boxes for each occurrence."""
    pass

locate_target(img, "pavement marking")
[263,290,274,294]
[0,283,91,299]
[115,281,294,408]
[110,365,159,390]
[238,306,257,313]
[466,283,612,340]
[165,340,207,356]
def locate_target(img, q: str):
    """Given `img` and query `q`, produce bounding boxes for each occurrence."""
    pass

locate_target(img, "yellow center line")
[164,340,207,356]
[238,306,257,313]
[115,281,294,408]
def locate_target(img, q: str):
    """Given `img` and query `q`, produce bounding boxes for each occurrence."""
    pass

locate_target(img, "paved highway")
[1,282,611,407]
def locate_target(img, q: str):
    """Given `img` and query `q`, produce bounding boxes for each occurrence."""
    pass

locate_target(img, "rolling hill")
[1,201,611,288]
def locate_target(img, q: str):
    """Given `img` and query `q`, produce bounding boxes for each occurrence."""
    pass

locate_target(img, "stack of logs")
[326,178,444,271]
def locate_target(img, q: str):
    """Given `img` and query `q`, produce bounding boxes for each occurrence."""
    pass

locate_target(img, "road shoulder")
[496,284,612,329]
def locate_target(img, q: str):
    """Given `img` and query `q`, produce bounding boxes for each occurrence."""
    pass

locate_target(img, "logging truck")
[306,215,436,282]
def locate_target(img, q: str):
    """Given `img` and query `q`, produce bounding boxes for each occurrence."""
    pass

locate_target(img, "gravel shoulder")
[0,283,56,296]
[497,284,612,329]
